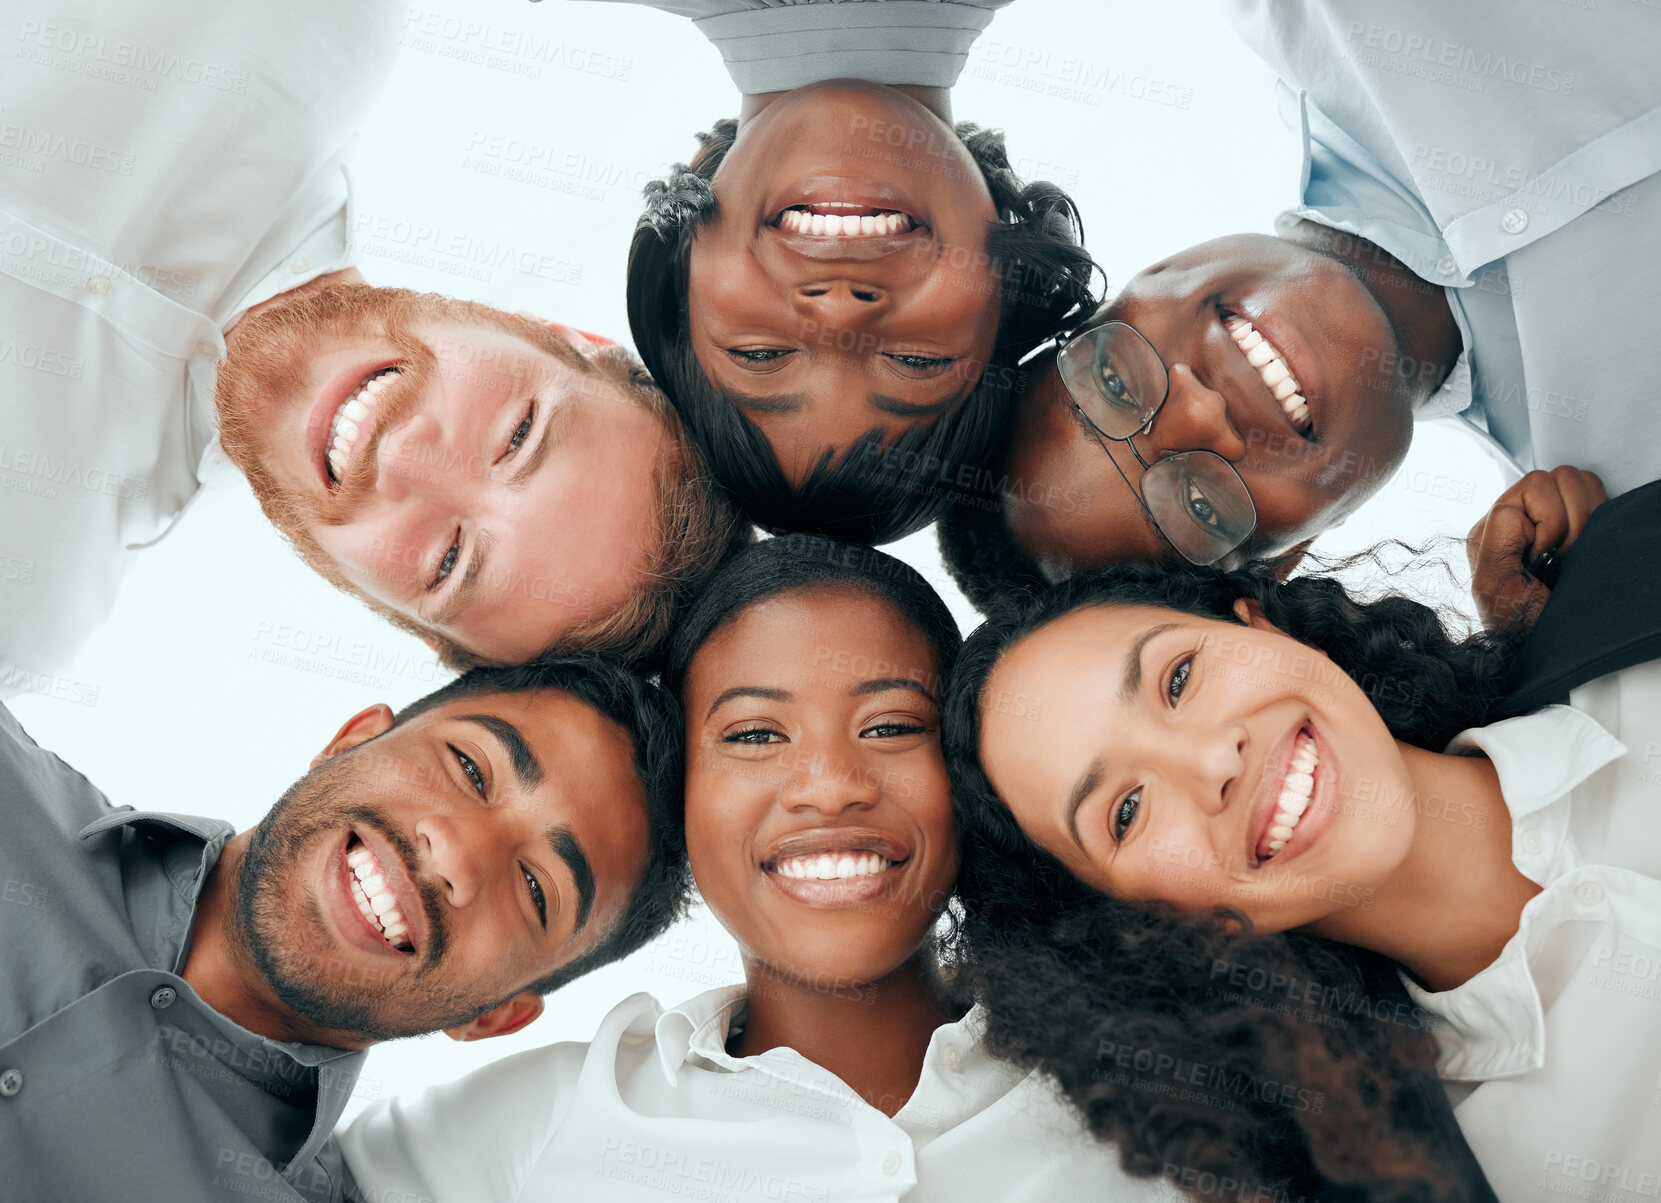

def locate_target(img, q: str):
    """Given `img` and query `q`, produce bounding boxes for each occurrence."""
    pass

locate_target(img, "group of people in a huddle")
[4,1,1659,1201]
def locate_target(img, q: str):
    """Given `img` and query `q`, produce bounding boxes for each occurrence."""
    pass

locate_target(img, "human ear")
[1230,597,1278,632]
[444,991,544,1042]
[310,704,395,768]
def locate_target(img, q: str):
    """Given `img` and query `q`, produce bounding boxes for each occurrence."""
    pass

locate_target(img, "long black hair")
[663,532,961,701]
[943,561,1524,1201]
[629,119,1100,544]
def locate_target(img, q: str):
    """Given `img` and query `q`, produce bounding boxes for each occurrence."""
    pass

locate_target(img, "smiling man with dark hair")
[0,655,688,1202]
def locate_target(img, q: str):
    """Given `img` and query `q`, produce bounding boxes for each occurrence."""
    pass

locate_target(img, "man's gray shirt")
[0,704,366,1202]
[577,0,1015,93]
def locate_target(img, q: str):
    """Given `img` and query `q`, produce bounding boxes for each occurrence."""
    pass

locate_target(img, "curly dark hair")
[936,485,1048,617]
[942,562,1522,1201]
[627,118,1100,544]
[392,654,693,995]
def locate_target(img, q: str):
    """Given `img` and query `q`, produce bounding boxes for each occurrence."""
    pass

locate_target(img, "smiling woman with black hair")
[614,0,1099,543]
[944,547,1661,1203]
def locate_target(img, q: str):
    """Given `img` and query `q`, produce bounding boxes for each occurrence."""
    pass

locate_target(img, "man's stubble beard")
[229,758,498,1045]
[215,285,430,557]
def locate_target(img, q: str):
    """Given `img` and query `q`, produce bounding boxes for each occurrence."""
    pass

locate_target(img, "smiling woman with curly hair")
[943,562,1537,1202]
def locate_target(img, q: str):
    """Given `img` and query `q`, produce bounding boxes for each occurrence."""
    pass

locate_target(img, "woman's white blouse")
[1405,659,1661,1202]
[338,985,1178,1202]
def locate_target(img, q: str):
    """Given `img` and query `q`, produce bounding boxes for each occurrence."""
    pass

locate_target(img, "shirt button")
[1434,255,1457,277]
[86,274,111,294]
[1501,208,1529,234]
[289,255,311,274]
[0,1069,21,1098]
[150,986,178,1010]
[943,1045,963,1072]
[1521,830,1546,856]
[1577,881,1605,908]
[881,1151,903,1176]
[196,339,219,358]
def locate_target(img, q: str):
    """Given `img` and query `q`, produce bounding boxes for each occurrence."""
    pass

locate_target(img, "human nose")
[789,279,892,329]
[1177,721,1247,818]
[1141,363,1248,463]
[414,811,499,909]
[373,412,452,505]
[779,740,882,816]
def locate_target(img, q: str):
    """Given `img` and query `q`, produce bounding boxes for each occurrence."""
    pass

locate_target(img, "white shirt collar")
[1446,704,1627,825]
[650,983,997,1092]
[1404,704,1627,1078]
[652,984,749,1084]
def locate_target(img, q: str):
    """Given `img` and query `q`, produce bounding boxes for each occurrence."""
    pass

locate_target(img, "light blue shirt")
[572,0,1014,93]
[1224,0,1661,496]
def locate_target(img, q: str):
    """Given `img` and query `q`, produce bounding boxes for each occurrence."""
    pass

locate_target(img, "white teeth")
[772,851,894,881]
[325,368,399,484]
[348,874,376,923]
[778,207,913,237]
[345,839,414,950]
[1225,314,1310,434]
[1259,733,1320,861]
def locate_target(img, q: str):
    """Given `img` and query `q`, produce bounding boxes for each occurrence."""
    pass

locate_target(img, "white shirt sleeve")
[339,1040,586,1203]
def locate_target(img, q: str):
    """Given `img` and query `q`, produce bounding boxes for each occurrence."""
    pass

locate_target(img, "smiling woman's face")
[682,585,957,988]
[976,602,1418,933]
[686,81,1001,483]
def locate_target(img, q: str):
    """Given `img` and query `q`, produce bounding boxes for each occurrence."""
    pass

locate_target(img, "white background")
[10,0,1503,1120]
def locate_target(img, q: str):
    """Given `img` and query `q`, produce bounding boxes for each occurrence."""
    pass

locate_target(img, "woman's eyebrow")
[704,685,793,720]
[732,393,804,415]
[869,382,967,419]
[849,676,938,705]
[1066,757,1106,851]
[1120,623,1183,703]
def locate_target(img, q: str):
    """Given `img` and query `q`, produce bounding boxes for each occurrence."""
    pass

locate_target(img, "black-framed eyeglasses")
[1053,320,1257,567]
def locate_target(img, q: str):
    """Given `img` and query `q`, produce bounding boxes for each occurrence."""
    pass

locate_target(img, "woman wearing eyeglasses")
[941,482,1661,1202]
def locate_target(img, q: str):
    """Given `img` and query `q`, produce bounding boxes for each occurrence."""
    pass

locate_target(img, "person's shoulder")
[0,703,118,838]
